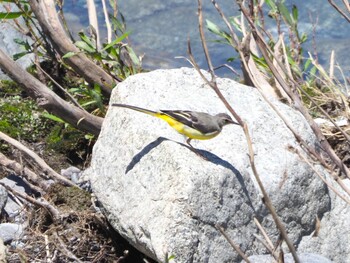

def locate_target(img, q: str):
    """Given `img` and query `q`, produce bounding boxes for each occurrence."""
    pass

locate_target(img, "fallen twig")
[0,152,51,192]
[53,231,83,263]
[0,182,61,221]
[0,131,76,187]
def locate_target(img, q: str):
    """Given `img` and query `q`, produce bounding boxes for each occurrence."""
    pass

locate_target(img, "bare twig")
[212,64,240,76]
[238,2,350,182]
[45,234,52,263]
[101,0,112,43]
[290,146,350,205]
[34,61,87,112]
[215,224,251,262]
[0,182,61,221]
[52,232,83,263]
[192,1,300,262]
[253,218,275,254]
[328,0,350,22]
[253,234,279,259]
[0,131,75,187]
[0,152,50,193]
[87,0,101,49]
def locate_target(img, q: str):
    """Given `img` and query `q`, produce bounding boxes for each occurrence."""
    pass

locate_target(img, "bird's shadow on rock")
[125,137,169,173]
[125,137,255,211]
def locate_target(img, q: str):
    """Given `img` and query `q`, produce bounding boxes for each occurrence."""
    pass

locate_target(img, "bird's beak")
[229,119,240,125]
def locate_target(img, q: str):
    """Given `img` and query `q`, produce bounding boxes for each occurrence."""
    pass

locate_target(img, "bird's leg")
[186,138,193,148]
[186,138,208,160]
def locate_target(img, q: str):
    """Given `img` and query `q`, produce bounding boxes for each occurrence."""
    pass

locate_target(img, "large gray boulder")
[246,252,333,263]
[298,179,350,262]
[84,67,331,262]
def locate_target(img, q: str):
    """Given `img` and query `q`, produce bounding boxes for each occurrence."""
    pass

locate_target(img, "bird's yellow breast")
[156,113,220,140]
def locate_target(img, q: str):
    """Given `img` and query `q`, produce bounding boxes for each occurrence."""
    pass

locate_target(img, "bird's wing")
[160,110,218,134]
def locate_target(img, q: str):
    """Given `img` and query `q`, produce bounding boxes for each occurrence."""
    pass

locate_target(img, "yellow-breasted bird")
[112,103,239,148]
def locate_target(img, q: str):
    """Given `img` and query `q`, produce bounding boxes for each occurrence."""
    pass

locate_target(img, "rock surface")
[246,252,333,263]
[0,186,7,213]
[298,179,350,262]
[84,68,332,262]
[0,223,24,244]
[0,4,34,80]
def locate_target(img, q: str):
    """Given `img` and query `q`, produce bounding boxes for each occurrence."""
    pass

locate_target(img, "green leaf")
[226,57,237,63]
[68,87,83,93]
[62,51,77,59]
[85,134,94,140]
[206,19,222,36]
[303,58,312,71]
[13,51,29,61]
[75,41,96,53]
[265,0,277,11]
[125,46,140,67]
[251,53,268,69]
[101,31,131,51]
[206,19,231,43]
[13,38,31,51]
[105,46,119,59]
[109,14,126,33]
[78,32,95,46]
[228,16,242,32]
[277,2,294,27]
[0,11,25,19]
[81,100,96,107]
[292,5,298,22]
[41,112,65,123]
[300,33,307,43]
[310,65,317,76]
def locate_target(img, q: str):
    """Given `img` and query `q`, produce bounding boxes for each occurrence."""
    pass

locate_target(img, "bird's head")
[216,113,239,127]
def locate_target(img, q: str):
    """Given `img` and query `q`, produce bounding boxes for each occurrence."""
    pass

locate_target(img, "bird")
[111,103,239,148]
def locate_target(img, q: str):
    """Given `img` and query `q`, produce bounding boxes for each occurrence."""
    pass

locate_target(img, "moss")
[0,81,53,143]
[0,80,22,95]
[0,80,93,166]
[46,184,92,211]
[46,125,94,165]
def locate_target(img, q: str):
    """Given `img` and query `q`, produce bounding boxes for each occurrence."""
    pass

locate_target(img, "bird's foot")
[186,138,209,161]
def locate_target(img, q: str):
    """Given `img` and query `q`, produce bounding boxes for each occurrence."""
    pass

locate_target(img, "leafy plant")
[0,81,53,142]
[65,27,142,80]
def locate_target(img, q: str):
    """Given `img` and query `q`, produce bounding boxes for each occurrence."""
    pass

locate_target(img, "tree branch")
[28,0,118,96]
[0,131,75,187]
[0,152,51,192]
[0,49,103,136]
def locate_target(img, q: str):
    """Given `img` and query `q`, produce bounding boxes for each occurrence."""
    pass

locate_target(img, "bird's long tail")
[111,103,159,117]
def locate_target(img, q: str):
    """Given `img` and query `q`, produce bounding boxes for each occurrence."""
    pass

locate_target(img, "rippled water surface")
[65,0,350,78]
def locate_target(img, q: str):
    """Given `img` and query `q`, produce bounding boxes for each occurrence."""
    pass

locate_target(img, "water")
[64,0,350,79]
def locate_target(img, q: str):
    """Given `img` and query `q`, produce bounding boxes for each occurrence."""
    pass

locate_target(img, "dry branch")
[215,225,251,262]
[328,0,350,22]
[0,182,61,221]
[237,2,350,181]
[52,232,83,263]
[28,0,118,96]
[0,152,51,192]
[0,131,75,187]
[0,50,103,136]
[193,1,300,262]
